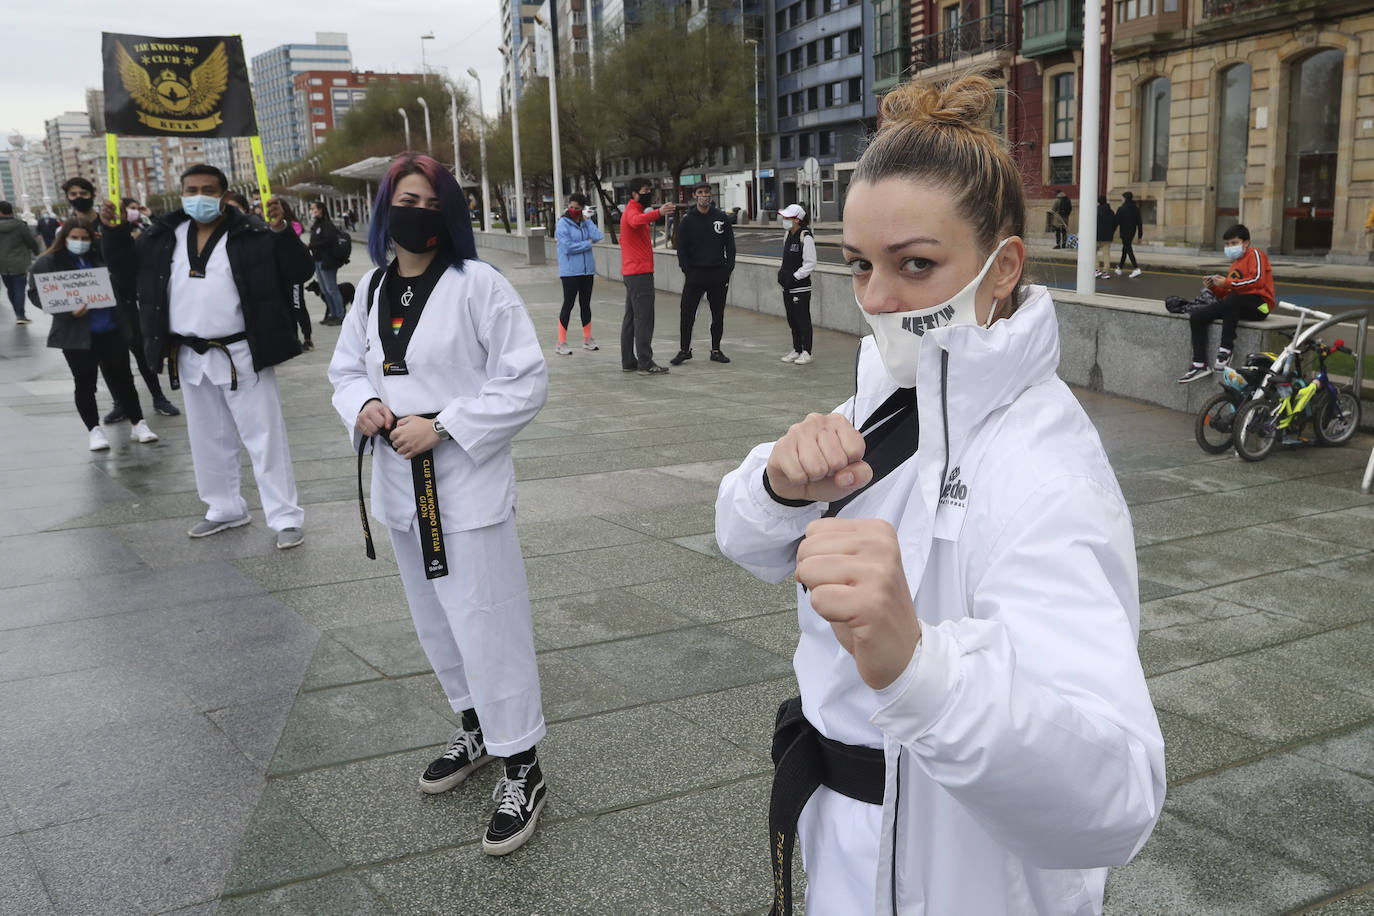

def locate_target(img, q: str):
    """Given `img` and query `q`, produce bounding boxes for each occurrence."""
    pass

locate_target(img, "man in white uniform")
[101,165,316,548]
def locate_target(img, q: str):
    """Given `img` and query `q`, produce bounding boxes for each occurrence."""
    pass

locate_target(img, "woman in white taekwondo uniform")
[328,154,551,856]
[716,75,1166,915]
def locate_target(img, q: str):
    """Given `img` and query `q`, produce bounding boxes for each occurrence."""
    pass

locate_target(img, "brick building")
[292,70,425,155]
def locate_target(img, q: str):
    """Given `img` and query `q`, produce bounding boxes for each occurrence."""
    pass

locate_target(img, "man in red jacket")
[620,178,675,375]
[1178,223,1274,383]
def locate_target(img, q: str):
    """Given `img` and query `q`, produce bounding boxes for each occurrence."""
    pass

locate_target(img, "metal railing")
[912,13,1013,70]
[1201,0,1276,18]
[874,46,911,82]
[1022,0,1083,41]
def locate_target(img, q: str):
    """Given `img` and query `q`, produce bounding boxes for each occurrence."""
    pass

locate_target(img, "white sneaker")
[88,427,110,451]
[1129,268,1142,278]
[130,420,159,443]
[794,351,813,365]
[554,342,573,356]
[1113,268,1122,276]
[582,337,599,351]
[781,350,800,363]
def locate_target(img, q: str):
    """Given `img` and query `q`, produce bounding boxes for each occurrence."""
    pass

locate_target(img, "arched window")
[1138,76,1171,182]
[1214,64,1251,247]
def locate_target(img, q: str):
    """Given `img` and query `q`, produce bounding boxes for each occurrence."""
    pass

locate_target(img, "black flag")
[102,33,258,137]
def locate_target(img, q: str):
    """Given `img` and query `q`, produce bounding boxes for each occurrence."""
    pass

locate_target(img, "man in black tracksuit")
[670,183,736,365]
[1115,191,1143,277]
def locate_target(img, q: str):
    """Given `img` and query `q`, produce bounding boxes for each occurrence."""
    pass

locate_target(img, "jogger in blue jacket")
[553,193,605,354]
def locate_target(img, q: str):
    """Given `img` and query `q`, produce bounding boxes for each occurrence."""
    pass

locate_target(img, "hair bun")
[880,72,997,132]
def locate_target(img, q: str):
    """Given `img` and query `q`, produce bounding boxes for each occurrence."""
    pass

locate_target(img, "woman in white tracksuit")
[328,154,550,857]
[715,76,1165,914]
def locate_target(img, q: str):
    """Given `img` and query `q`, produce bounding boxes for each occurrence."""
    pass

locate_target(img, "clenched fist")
[766,412,872,503]
[796,517,921,690]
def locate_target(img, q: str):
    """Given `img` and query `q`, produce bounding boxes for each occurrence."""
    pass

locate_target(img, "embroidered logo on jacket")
[939,465,969,508]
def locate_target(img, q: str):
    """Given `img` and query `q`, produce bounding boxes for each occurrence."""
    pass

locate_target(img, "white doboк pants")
[180,365,304,531]
[800,785,883,911]
[389,514,546,757]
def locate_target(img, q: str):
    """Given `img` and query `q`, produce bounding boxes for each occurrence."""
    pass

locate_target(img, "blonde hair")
[854,73,1026,258]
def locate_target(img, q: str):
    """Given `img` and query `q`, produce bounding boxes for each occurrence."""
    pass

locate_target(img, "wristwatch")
[432,418,451,440]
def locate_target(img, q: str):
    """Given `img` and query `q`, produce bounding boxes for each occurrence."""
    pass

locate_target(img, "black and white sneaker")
[482,758,547,856]
[1177,364,1212,384]
[1213,348,1233,371]
[418,727,492,794]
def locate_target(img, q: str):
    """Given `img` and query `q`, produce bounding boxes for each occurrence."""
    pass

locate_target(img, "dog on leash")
[304,280,357,324]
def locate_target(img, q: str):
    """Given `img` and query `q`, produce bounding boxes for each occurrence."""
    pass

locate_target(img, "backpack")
[332,228,352,264]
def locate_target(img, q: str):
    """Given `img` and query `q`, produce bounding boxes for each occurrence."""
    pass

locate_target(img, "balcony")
[1020,0,1083,57]
[1195,0,1354,39]
[873,46,911,91]
[912,14,1013,72]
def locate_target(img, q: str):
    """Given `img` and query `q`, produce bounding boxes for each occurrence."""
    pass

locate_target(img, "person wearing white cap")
[777,204,817,365]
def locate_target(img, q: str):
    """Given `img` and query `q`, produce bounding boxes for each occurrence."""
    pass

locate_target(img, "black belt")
[355,412,449,579]
[768,696,885,916]
[169,332,249,391]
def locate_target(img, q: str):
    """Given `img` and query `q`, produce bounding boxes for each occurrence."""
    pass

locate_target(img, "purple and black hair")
[367,153,477,271]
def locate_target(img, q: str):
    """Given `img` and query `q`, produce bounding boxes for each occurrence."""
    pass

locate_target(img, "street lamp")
[745,38,762,223]
[446,86,463,184]
[397,107,411,151]
[467,67,492,233]
[420,32,435,75]
[416,96,434,155]
[533,12,563,211]
[499,45,526,236]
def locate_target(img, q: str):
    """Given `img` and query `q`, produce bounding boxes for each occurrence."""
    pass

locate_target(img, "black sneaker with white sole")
[482,758,547,856]
[418,727,492,794]
[1176,364,1212,384]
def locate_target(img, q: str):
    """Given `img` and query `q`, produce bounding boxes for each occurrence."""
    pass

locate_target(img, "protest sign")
[35,268,119,315]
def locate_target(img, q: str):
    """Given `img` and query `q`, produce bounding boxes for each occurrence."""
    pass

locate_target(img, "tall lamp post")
[533,12,563,210]
[416,96,434,155]
[420,32,435,75]
[499,45,526,236]
[397,107,411,151]
[467,67,493,233]
[446,85,463,184]
[745,38,762,223]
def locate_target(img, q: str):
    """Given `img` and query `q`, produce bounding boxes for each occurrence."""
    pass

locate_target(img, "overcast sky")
[3,1,507,140]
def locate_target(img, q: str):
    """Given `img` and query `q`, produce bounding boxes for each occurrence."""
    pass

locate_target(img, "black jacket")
[676,206,736,272]
[309,215,345,269]
[1115,200,1142,242]
[102,207,314,373]
[1096,203,1118,243]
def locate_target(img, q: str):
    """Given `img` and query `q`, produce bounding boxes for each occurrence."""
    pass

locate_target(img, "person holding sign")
[28,222,159,450]
[328,154,551,857]
[100,164,314,549]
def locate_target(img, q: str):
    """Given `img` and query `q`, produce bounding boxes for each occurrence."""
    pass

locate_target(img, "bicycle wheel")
[1314,389,1362,446]
[1233,398,1279,462]
[1194,393,1239,454]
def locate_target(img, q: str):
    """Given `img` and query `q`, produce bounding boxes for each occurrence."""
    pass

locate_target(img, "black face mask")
[389,206,445,254]
[635,192,652,207]
[69,197,94,213]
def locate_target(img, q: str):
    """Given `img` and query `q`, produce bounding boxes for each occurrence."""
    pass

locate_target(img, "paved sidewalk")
[2,247,1372,915]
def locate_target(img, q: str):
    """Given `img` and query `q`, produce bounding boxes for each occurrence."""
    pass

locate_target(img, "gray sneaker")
[188,515,251,538]
[276,527,305,550]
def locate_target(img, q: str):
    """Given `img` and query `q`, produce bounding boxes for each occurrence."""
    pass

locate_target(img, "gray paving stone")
[207,694,298,772]
[534,650,648,722]
[274,746,575,866]
[1137,609,1320,677]
[560,626,793,703]
[628,564,798,623]
[0,527,148,588]
[529,587,692,649]
[1137,592,1259,632]
[545,538,725,591]
[22,787,260,916]
[268,681,458,776]
[0,835,55,916]
[1240,622,1374,699]
[231,544,399,593]
[389,673,464,723]
[1103,811,1336,915]
[1148,656,1374,744]
[714,610,802,661]
[223,785,345,895]
[1163,752,1374,884]
[1134,529,1355,591]
[594,500,720,539]
[1206,567,1374,628]
[1137,578,1185,604]
[299,635,383,692]
[1298,889,1374,915]
[1313,551,1374,590]
[1153,710,1264,785]
[0,665,197,740]
[515,515,649,558]
[540,704,762,813]
[273,575,411,632]
[1295,724,1374,781]
[360,816,722,916]
[328,619,432,679]
[670,677,798,762]
[220,873,393,916]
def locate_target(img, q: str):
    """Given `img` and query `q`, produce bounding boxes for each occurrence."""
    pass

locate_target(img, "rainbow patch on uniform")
[391,317,404,335]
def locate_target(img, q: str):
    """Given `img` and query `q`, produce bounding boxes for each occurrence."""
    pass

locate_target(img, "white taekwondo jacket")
[716,286,1166,915]
[328,261,547,534]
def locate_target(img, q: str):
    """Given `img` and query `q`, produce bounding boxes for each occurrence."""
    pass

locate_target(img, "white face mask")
[126,208,142,223]
[1223,243,1244,260]
[858,238,1010,388]
[67,239,91,256]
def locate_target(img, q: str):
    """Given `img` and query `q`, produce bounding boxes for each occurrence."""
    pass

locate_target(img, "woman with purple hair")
[328,153,551,856]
